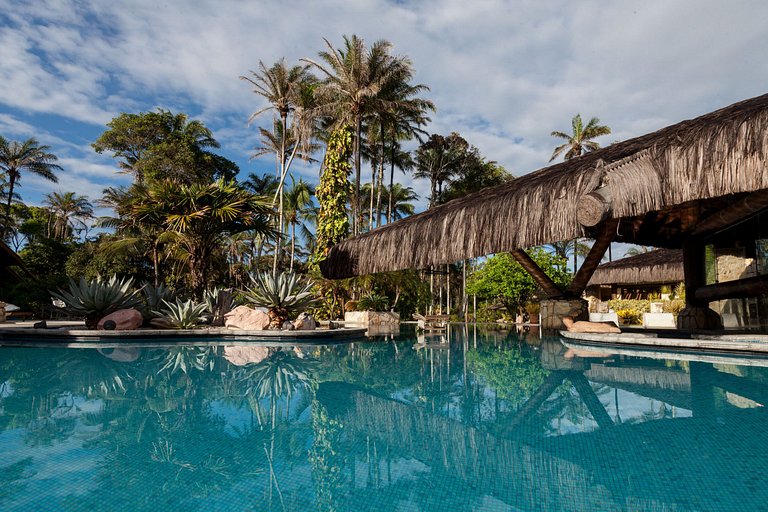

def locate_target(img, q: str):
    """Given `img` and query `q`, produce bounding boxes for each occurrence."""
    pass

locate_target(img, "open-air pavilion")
[320,93,768,331]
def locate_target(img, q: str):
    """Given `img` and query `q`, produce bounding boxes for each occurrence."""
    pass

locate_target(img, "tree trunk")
[290,222,296,272]
[1,173,16,240]
[273,113,288,278]
[369,161,375,231]
[354,114,362,235]
[387,138,396,224]
[376,122,385,228]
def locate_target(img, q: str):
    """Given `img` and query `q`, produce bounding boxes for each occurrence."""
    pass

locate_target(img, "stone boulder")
[224,306,270,330]
[282,320,296,330]
[562,316,621,334]
[223,346,270,366]
[293,312,317,330]
[98,309,143,330]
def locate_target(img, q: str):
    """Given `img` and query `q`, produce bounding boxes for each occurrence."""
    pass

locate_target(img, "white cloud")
[1,0,768,214]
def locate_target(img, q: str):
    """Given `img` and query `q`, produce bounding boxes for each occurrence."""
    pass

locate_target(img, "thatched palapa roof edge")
[321,93,768,279]
[587,249,683,286]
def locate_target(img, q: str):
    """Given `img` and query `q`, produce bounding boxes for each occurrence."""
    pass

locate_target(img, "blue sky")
[2,0,768,231]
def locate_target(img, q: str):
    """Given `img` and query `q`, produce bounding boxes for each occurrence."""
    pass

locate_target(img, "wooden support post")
[511,249,564,298]
[567,218,620,296]
[683,238,707,307]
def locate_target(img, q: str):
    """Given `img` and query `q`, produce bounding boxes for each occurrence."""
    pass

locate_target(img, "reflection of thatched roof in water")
[322,93,768,278]
[320,381,768,510]
[588,249,683,286]
[585,363,691,409]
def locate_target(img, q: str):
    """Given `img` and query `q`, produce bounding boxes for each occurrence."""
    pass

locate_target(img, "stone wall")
[539,299,588,330]
[344,311,400,326]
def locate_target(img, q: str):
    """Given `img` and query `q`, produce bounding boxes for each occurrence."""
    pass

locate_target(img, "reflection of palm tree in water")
[238,348,317,510]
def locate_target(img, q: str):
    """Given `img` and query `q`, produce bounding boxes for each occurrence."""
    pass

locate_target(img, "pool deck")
[0,320,368,347]
[559,329,768,355]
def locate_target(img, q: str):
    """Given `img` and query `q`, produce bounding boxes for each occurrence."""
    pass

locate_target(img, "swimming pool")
[1,325,767,511]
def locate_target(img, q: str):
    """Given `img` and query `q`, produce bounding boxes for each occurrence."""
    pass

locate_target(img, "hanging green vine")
[312,126,353,269]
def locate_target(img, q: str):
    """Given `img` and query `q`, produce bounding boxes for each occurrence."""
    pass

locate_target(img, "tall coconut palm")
[283,176,316,270]
[549,114,611,162]
[303,35,405,235]
[413,134,464,208]
[241,59,317,276]
[383,183,418,221]
[0,137,61,239]
[43,191,94,241]
[550,114,611,270]
[376,67,433,225]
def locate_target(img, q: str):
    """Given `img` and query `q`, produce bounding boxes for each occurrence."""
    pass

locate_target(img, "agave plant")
[203,286,238,326]
[242,271,317,329]
[140,282,175,319]
[155,298,208,329]
[51,275,143,329]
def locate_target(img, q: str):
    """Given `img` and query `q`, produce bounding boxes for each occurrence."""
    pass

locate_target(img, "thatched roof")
[587,249,683,286]
[0,240,30,284]
[321,93,768,278]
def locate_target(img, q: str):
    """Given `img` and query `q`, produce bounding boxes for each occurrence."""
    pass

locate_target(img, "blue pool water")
[1,325,768,511]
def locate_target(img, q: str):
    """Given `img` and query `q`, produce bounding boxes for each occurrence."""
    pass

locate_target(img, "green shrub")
[357,293,389,311]
[607,299,651,314]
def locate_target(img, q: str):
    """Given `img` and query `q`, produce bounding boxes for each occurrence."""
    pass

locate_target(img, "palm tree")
[304,35,405,235]
[241,59,316,275]
[131,179,274,296]
[43,191,94,241]
[0,137,61,239]
[283,176,316,270]
[384,183,418,221]
[413,134,464,208]
[624,245,654,257]
[549,115,611,270]
[549,114,611,162]
[242,172,279,197]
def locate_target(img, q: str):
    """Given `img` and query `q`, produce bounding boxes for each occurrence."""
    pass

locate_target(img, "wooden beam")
[504,372,565,431]
[569,372,614,429]
[694,274,768,303]
[566,218,620,296]
[691,189,768,237]
[576,186,612,227]
[511,249,564,298]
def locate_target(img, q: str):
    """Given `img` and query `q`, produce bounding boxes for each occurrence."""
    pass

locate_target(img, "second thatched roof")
[321,93,768,279]
[587,249,683,286]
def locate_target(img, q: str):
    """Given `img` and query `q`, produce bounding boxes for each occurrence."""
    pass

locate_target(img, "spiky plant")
[242,271,317,329]
[141,282,175,318]
[51,275,143,329]
[203,286,238,326]
[156,298,208,329]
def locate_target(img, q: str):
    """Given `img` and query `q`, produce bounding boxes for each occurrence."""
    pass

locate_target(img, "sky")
[2,0,768,228]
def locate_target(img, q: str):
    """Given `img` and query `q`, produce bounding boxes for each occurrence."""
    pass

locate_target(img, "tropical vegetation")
[0,34,613,325]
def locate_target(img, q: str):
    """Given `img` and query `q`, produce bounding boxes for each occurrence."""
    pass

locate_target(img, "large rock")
[293,312,317,330]
[98,309,143,330]
[562,317,621,334]
[223,346,270,366]
[224,306,270,330]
